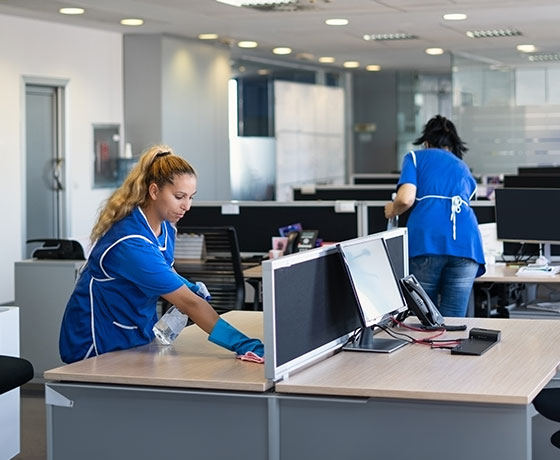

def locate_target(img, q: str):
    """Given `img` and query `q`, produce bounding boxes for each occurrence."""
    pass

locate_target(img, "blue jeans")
[409,255,479,317]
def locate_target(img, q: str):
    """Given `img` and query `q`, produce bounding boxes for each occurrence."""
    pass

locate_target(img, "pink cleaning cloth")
[236,351,264,364]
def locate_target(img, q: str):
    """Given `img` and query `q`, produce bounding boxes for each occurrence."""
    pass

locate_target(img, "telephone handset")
[400,274,445,328]
[284,231,301,255]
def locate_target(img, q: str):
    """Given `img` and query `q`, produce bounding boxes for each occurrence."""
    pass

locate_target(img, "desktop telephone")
[284,230,319,255]
[400,274,445,328]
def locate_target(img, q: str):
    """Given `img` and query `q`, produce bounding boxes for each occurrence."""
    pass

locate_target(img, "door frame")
[21,76,69,259]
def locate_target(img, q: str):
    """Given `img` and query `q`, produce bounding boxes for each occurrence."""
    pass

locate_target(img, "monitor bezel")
[337,234,408,328]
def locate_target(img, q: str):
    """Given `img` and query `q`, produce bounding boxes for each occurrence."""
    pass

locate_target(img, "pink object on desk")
[236,351,265,364]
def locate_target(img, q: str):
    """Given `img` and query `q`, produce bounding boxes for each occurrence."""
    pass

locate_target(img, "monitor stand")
[342,327,408,353]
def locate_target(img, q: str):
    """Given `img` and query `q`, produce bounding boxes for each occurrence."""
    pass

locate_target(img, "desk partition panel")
[262,245,361,381]
[350,173,400,185]
[178,201,362,254]
[292,185,396,201]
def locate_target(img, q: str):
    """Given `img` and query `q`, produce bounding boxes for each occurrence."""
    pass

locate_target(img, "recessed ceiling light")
[273,47,292,55]
[516,44,537,53]
[198,33,219,40]
[443,13,467,21]
[325,18,348,26]
[366,65,381,72]
[238,41,258,48]
[318,56,335,63]
[425,48,444,55]
[120,18,144,26]
[257,69,271,75]
[343,61,360,68]
[59,7,85,15]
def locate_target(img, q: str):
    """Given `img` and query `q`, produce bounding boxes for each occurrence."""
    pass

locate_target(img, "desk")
[45,314,560,460]
[475,264,560,317]
[275,317,560,460]
[44,311,271,460]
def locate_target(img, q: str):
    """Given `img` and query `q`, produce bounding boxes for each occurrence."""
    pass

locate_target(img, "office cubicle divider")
[350,173,400,185]
[262,245,360,381]
[292,185,396,201]
[178,201,365,254]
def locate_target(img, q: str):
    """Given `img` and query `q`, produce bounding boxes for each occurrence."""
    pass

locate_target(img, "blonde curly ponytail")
[90,144,196,243]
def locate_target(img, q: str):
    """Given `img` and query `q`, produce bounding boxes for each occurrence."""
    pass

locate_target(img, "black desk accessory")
[27,238,85,260]
[451,327,501,356]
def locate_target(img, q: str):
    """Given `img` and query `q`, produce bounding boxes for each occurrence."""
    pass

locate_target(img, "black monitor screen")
[495,188,560,243]
[178,204,359,253]
[338,236,407,328]
[384,234,405,280]
[504,175,560,189]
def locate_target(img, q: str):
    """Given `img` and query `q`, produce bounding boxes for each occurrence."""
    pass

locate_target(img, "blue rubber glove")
[208,318,264,357]
[194,281,211,301]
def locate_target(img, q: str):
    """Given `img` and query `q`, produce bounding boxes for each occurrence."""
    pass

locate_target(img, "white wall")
[0,14,123,303]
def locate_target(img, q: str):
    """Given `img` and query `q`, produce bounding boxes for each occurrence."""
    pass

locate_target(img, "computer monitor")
[495,188,560,244]
[337,235,408,352]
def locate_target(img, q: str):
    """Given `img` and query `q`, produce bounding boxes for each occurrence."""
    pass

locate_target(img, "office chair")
[0,356,34,395]
[173,226,246,314]
[533,388,560,449]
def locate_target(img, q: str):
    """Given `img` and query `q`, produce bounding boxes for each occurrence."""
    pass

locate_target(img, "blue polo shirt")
[59,207,196,363]
[398,148,485,274]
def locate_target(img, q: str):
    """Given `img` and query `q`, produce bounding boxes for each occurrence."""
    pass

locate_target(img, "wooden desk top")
[276,317,560,405]
[44,311,271,392]
[243,264,262,279]
[476,263,560,283]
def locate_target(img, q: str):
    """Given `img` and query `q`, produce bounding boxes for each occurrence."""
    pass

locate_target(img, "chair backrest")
[174,226,245,313]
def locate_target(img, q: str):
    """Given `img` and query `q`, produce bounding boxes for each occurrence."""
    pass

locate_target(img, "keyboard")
[526,302,560,314]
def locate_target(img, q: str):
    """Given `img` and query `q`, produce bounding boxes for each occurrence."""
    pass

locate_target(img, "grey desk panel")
[277,395,531,460]
[46,382,269,460]
[15,260,82,380]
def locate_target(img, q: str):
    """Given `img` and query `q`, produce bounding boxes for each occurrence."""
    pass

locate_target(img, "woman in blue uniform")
[384,115,485,317]
[59,145,263,363]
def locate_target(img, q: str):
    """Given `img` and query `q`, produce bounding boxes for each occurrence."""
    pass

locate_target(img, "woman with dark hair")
[384,115,485,317]
[59,144,263,363]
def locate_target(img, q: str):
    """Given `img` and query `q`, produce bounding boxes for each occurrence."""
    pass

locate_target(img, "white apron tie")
[415,194,469,240]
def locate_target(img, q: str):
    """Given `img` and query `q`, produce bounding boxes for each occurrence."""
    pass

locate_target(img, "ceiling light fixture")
[516,44,537,53]
[257,69,271,75]
[425,48,444,55]
[528,53,560,62]
[238,41,258,48]
[273,47,292,55]
[343,61,360,68]
[59,7,85,15]
[198,33,219,40]
[366,65,381,72]
[216,0,295,6]
[319,56,335,63]
[443,13,467,21]
[325,19,348,26]
[466,29,522,38]
[121,18,144,26]
[363,33,418,41]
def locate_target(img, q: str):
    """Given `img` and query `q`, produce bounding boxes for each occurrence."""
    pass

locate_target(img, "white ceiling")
[1,0,559,72]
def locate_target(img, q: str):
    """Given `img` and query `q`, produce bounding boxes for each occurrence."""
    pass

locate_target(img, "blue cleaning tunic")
[59,207,195,363]
[398,148,485,275]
